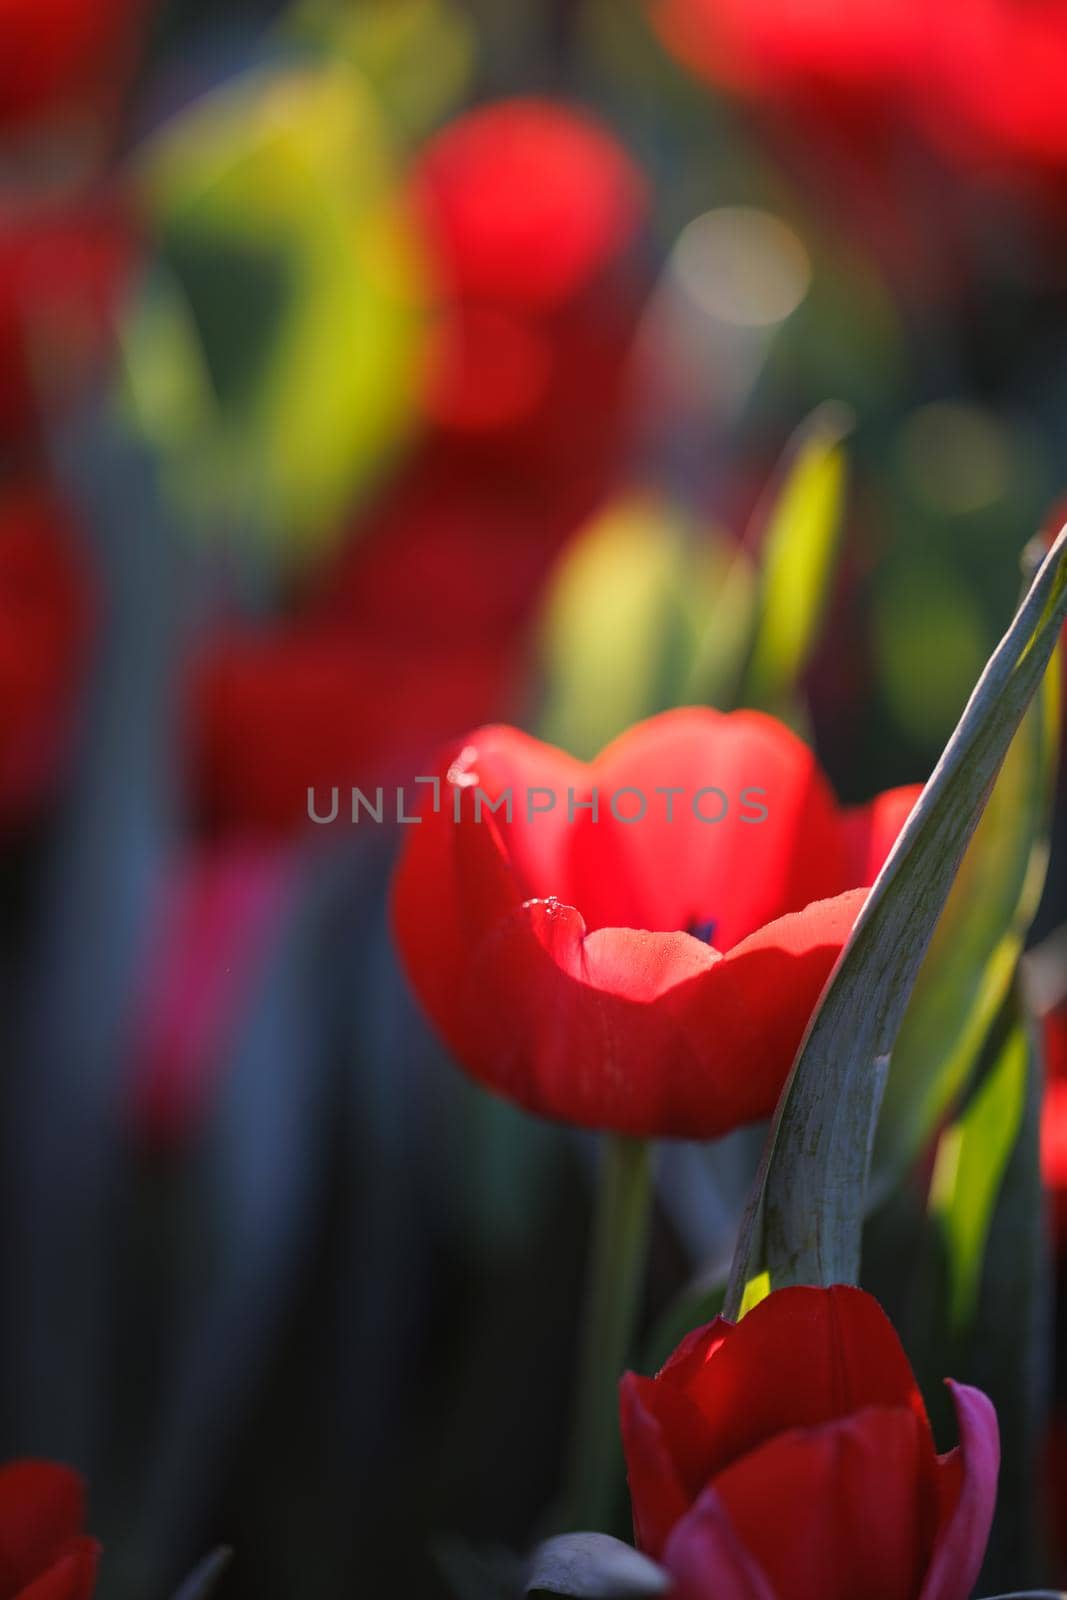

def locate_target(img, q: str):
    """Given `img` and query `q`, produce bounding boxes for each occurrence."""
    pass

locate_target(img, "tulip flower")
[646,0,926,103]
[0,1459,99,1600]
[412,99,646,488]
[0,0,139,134]
[392,708,919,1139]
[0,485,94,827]
[190,442,602,837]
[1042,999,1067,1244]
[924,1,1067,172]
[620,1285,998,1600]
[0,197,134,448]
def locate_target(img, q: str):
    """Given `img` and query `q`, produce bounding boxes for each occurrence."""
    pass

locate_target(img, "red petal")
[16,1540,99,1600]
[710,1406,936,1600]
[391,724,584,1063]
[391,714,910,1135]
[669,891,865,1131]
[841,783,922,886]
[661,1486,776,1600]
[919,1382,999,1600]
[567,708,848,949]
[620,1373,711,1558]
[0,1463,86,1596]
[655,1287,929,1488]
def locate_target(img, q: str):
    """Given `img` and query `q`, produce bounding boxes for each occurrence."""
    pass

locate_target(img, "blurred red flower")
[128,844,295,1146]
[0,485,94,828]
[0,195,134,449]
[0,0,140,134]
[0,1459,99,1600]
[391,708,919,1137]
[646,0,925,102]
[416,97,645,311]
[1042,999,1067,1241]
[925,1,1067,173]
[620,1285,998,1600]
[413,98,647,483]
[190,439,609,838]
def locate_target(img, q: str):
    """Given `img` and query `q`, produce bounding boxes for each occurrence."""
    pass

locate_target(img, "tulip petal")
[710,1406,935,1600]
[661,1485,776,1600]
[620,1372,711,1558]
[567,708,847,949]
[0,1463,86,1597]
[15,1540,100,1600]
[920,1382,1000,1600]
[392,715,918,1136]
[637,1288,930,1498]
[842,783,923,887]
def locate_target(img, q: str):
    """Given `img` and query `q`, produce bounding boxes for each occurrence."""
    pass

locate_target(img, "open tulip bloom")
[620,1285,999,1600]
[393,707,919,1138]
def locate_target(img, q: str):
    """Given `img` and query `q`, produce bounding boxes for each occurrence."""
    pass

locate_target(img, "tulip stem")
[564,1133,654,1534]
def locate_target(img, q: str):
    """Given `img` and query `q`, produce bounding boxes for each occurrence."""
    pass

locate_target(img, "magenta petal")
[919,1381,999,1600]
[662,1485,777,1600]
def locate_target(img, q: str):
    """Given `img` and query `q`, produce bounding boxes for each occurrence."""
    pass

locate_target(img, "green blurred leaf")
[725,525,1067,1316]
[124,63,429,564]
[872,596,1060,1198]
[921,985,1051,1591]
[537,495,755,759]
[928,1009,1029,1330]
[739,403,851,714]
[289,0,476,142]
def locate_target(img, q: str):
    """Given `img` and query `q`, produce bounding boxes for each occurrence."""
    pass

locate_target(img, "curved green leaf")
[928,1002,1030,1331]
[739,402,851,714]
[872,643,1059,1198]
[725,525,1067,1315]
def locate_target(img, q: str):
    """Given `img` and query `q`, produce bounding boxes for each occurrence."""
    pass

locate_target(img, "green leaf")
[737,402,851,714]
[725,524,1067,1316]
[871,634,1059,1200]
[288,0,476,142]
[124,62,428,565]
[927,1005,1029,1330]
[536,495,754,759]
[947,989,1049,1589]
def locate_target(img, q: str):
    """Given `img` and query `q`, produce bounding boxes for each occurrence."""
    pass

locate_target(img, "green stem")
[564,1134,655,1533]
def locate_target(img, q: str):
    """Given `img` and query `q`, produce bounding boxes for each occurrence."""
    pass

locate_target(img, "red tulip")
[0,0,140,134]
[0,485,94,827]
[190,441,605,838]
[0,1460,99,1600]
[646,0,926,102]
[414,98,646,314]
[391,708,920,1137]
[924,0,1067,173]
[1042,1000,1067,1244]
[0,196,134,448]
[620,1285,998,1600]
[412,99,646,485]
